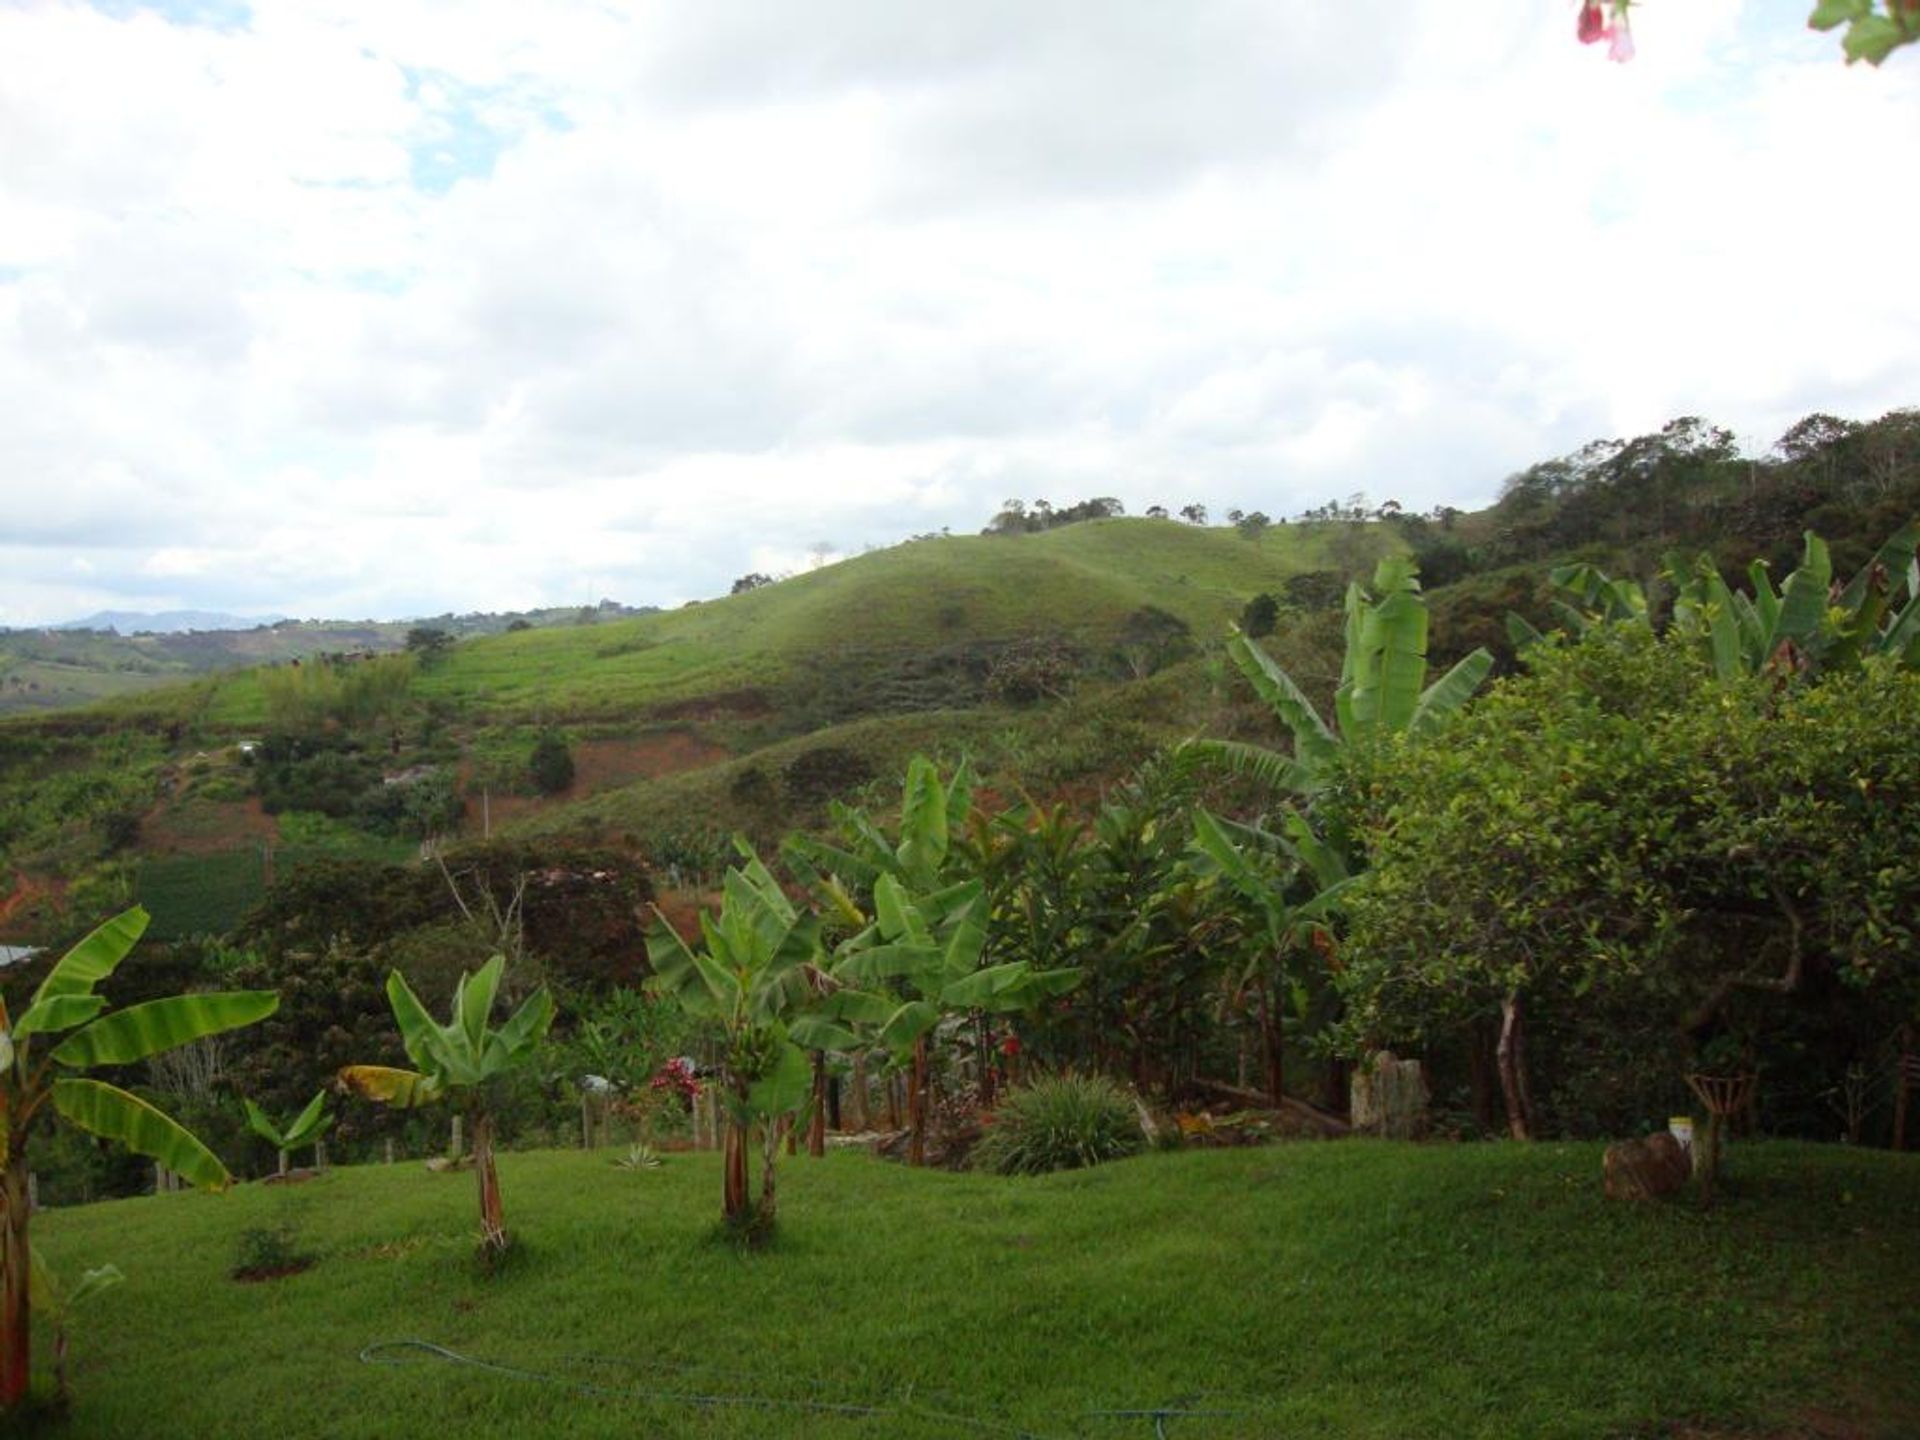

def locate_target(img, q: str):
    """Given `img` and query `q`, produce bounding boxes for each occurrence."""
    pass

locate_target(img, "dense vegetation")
[1,404,1917,1427]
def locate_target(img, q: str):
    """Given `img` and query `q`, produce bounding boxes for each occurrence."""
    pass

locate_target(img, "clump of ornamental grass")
[971,1073,1145,1176]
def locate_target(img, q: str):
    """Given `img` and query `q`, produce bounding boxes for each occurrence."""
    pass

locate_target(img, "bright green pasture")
[28,1142,1918,1439]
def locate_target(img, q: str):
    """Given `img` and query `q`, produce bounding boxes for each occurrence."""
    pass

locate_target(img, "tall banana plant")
[1672,525,1920,678]
[785,756,1080,1162]
[821,873,1080,1165]
[0,907,277,1409]
[338,956,553,1255]
[1201,556,1494,798]
[1189,811,1351,1107]
[644,848,827,1236]
[1505,525,1920,679]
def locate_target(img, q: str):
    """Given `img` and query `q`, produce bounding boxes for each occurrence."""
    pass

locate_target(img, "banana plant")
[242,1090,332,1176]
[1190,811,1352,1107]
[0,906,278,1409]
[821,873,1080,1165]
[644,848,827,1235]
[1199,555,1493,798]
[1504,562,1651,651]
[28,1252,121,1406]
[1671,525,1920,678]
[1507,525,1920,679]
[338,956,553,1255]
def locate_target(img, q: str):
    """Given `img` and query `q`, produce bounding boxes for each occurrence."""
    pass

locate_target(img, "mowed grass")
[26,1142,1918,1439]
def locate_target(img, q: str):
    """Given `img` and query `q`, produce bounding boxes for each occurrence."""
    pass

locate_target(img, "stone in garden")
[1350,1050,1429,1139]
[1602,1131,1690,1200]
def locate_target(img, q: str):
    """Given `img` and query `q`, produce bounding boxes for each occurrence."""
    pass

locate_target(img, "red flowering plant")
[1576,1,1634,62]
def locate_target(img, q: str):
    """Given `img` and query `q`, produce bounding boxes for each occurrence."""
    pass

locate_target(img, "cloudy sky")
[1,1,1915,625]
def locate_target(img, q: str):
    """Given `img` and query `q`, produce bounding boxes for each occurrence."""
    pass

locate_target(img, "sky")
[1,1,1916,626]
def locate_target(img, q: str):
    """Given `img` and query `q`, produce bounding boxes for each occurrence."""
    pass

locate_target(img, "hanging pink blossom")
[1607,19,1635,62]
[1577,2,1607,44]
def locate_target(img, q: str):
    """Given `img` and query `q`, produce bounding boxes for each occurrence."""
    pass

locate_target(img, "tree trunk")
[975,1012,997,1107]
[0,1155,30,1411]
[1468,1018,1498,1133]
[850,1055,870,1131]
[722,1101,750,1225]
[758,1121,779,1231]
[1496,992,1536,1141]
[278,1148,289,1177]
[908,1035,929,1167]
[473,1112,507,1253]
[1894,1027,1912,1153]
[885,1071,901,1131]
[1257,981,1284,1107]
[807,1053,827,1158]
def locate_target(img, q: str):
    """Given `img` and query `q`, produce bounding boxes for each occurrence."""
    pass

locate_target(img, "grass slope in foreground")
[29,1143,1918,1439]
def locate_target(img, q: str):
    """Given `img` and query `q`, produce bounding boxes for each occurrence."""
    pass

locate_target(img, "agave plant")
[242,1090,333,1176]
[0,906,278,1409]
[338,956,553,1255]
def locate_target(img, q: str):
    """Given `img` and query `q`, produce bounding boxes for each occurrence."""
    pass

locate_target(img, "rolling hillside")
[0,518,1355,942]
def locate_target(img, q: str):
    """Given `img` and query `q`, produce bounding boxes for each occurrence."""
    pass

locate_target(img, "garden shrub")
[972,1074,1144,1176]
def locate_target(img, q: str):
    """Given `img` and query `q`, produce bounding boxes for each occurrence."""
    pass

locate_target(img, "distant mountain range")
[49,610,287,635]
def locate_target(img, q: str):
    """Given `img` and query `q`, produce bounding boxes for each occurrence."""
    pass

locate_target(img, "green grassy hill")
[297,519,1344,726]
[27,1141,1919,1439]
[1,518,1349,941]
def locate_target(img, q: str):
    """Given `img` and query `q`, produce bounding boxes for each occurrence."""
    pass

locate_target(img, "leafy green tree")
[527,730,575,795]
[1239,592,1279,639]
[1338,626,1920,1139]
[0,907,277,1408]
[404,627,454,665]
[338,956,554,1254]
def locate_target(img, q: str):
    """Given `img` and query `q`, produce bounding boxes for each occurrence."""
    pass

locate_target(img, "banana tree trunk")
[807,1052,827,1158]
[473,1112,507,1252]
[0,1154,29,1410]
[722,1094,750,1225]
[758,1121,780,1229]
[850,1055,870,1131]
[908,1035,929,1167]
[1257,980,1284,1107]
[975,1012,997,1107]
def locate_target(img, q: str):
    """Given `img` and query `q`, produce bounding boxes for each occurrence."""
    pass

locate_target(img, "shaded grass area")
[26,1142,1918,1439]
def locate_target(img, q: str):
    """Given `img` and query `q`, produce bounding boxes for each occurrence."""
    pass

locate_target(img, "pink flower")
[1607,20,1635,62]
[1577,2,1607,44]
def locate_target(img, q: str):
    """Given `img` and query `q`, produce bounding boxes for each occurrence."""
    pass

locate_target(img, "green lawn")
[25,1141,1917,1438]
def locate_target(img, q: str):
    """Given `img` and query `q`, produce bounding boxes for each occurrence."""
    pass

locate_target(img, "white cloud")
[0,0,1915,624]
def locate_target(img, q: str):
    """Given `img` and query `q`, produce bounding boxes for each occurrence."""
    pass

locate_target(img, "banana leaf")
[1227,633,1337,772]
[11,994,107,1040]
[52,1078,231,1189]
[33,908,149,1005]
[52,991,279,1069]
[338,1065,444,1108]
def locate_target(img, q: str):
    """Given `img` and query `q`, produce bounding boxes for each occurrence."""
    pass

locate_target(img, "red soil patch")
[648,886,721,943]
[0,871,66,940]
[647,687,773,725]
[473,730,731,826]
